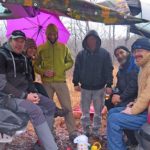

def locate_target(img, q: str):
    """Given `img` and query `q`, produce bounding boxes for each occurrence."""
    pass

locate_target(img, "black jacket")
[116,55,139,106]
[0,43,37,98]
[73,30,113,90]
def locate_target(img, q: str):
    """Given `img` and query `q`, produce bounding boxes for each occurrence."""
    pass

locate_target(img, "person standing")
[73,30,113,137]
[34,24,77,140]
[24,38,69,117]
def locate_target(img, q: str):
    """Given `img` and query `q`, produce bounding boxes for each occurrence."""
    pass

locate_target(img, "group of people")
[0,23,149,150]
[73,29,150,150]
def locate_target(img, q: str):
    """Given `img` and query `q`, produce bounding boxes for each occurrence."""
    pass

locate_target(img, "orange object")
[101,106,108,116]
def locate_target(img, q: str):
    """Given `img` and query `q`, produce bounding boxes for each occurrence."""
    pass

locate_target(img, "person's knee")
[107,113,119,124]
[43,100,56,116]
[28,105,43,119]
[108,107,124,116]
[48,100,56,112]
[40,96,56,112]
[107,113,122,132]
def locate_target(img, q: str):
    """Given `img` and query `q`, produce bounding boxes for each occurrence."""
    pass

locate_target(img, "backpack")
[0,92,29,135]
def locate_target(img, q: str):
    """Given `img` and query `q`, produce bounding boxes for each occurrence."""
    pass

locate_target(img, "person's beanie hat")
[131,38,150,53]
[11,30,26,40]
[46,24,58,37]
[114,46,130,56]
[24,38,37,50]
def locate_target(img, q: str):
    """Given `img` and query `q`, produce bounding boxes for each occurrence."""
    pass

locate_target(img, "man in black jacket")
[107,46,139,108]
[73,30,113,136]
[106,46,139,148]
[0,30,57,150]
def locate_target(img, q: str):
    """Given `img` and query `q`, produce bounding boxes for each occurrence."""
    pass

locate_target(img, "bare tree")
[0,20,7,45]
[60,0,139,59]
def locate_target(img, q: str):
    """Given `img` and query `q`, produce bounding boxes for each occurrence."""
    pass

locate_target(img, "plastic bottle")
[74,134,90,150]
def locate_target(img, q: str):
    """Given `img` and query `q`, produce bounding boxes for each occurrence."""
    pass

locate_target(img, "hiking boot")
[54,107,69,118]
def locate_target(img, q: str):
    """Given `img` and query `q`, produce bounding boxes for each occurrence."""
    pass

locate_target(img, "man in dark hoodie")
[106,46,139,109]
[73,30,113,136]
[0,30,57,150]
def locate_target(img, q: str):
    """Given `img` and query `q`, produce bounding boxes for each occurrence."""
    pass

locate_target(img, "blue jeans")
[107,107,147,150]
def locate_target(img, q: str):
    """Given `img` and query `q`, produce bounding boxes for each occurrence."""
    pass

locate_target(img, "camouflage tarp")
[0,0,147,25]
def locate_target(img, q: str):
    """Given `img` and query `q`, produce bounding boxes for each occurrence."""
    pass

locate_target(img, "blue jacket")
[116,54,139,106]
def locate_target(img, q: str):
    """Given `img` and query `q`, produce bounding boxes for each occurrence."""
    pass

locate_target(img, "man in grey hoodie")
[73,30,113,137]
[0,30,58,150]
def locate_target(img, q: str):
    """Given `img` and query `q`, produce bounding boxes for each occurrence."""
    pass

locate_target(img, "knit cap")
[131,38,150,52]
[114,46,130,56]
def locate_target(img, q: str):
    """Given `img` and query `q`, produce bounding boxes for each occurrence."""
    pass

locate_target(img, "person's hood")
[46,24,58,36]
[3,42,12,51]
[3,42,23,55]
[82,30,101,51]
[119,54,139,73]
[46,24,58,44]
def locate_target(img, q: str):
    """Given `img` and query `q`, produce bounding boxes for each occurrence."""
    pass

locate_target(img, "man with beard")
[106,46,139,109]
[107,38,150,150]
[105,46,139,149]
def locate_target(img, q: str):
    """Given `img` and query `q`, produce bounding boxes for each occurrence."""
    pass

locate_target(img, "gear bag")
[0,92,29,135]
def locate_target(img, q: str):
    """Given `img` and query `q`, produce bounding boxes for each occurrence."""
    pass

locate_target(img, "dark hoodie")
[0,42,37,98]
[73,30,113,90]
[115,54,139,106]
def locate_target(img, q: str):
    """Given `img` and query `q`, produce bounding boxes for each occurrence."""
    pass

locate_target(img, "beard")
[118,57,127,65]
